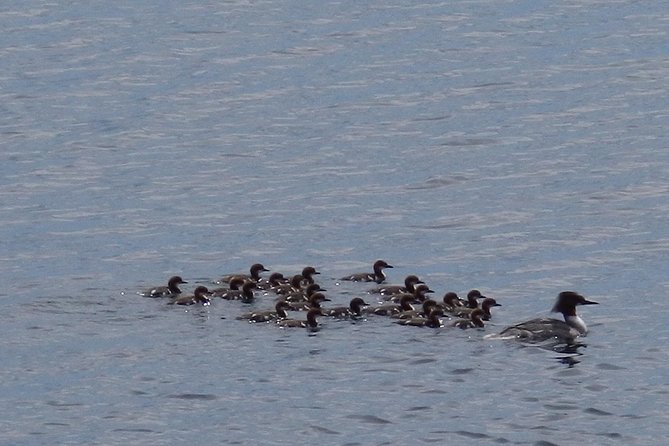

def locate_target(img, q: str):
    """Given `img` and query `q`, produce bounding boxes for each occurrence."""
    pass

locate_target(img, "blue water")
[2,1,669,444]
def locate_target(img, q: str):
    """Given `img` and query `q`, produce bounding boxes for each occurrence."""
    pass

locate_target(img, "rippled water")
[2,1,669,445]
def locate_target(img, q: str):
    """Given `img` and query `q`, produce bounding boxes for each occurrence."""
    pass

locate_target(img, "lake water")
[2,1,669,444]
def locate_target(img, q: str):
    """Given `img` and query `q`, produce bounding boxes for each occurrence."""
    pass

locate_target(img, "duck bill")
[582,299,599,305]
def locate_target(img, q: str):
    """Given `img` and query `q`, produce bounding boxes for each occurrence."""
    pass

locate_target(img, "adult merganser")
[492,291,598,343]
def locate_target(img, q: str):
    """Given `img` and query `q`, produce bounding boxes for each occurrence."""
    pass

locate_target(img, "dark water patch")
[450,368,475,375]
[410,358,437,365]
[113,428,158,433]
[543,403,579,411]
[453,430,492,439]
[167,393,217,401]
[596,362,625,370]
[534,442,560,446]
[583,407,614,416]
[310,424,340,435]
[46,400,84,408]
[404,176,467,190]
[347,414,392,425]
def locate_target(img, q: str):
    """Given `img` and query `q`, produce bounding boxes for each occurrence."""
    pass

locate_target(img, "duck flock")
[140,260,598,343]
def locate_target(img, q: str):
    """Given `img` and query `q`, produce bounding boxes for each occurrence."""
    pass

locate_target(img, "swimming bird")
[493,291,598,343]
[218,263,269,284]
[325,297,370,318]
[167,286,212,306]
[284,283,327,303]
[301,266,321,285]
[216,281,257,303]
[368,274,423,296]
[386,283,434,303]
[287,292,331,311]
[210,277,245,297]
[141,275,187,297]
[450,297,501,321]
[237,301,291,323]
[277,308,324,329]
[365,293,416,316]
[451,308,485,329]
[341,260,393,283]
[392,299,439,320]
[255,272,288,291]
[396,308,444,328]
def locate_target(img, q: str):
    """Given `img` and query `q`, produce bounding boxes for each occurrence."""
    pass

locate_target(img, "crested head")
[168,276,187,285]
[374,260,393,269]
[552,291,598,315]
[250,263,269,273]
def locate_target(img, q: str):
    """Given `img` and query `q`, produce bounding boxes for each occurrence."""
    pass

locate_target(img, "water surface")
[2,1,669,445]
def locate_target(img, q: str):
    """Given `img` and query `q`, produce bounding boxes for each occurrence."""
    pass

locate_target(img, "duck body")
[365,294,415,316]
[494,291,598,343]
[217,282,257,303]
[368,275,423,296]
[277,308,323,329]
[450,297,501,321]
[451,308,485,329]
[238,301,291,323]
[341,260,393,283]
[396,308,444,328]
[287,292,331,311]
[142,276,187,297]
[219,263,269,284]
[325,297,369,318]
[167,286,212,306]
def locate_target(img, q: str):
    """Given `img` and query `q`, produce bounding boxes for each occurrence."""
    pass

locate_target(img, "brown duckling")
[277,308,323,329]
[216,281,256,303]
[438,292,463,312]
[365,293,416,316]
[452,308,485,329]
[396,308,444,328]
[218,263,269,284]
[287,292,331,311]
[341,260,393,284]
[392,299,439,320]
[386,283,434,303]
[325,297,370,318]
[237,301,291,323]
[255,272,287,291]
[301,266,321,285]
[451,297,501,321]
[368,274,423,296]
[141,275,187,297]
[273,274,305,295]
[167,286,212,306]
[210,277,245,297]
[284,283,327,303]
